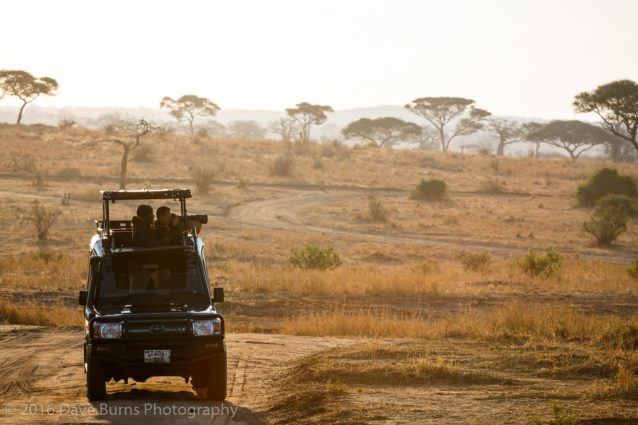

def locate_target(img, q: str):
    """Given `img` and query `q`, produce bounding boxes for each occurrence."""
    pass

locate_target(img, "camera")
[171,213,208,225]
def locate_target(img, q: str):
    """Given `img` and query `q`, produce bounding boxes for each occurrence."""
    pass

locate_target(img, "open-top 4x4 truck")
[78,189,226,401]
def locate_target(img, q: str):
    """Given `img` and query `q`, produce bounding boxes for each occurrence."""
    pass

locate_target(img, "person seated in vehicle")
[155,206,182,245]
[131,204,159,247]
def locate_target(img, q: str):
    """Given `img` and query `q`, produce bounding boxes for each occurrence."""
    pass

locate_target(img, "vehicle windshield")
[95,249,209,308]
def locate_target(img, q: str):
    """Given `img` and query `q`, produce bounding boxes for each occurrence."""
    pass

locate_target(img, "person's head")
[136,204,154,222]
[156,206,172,225]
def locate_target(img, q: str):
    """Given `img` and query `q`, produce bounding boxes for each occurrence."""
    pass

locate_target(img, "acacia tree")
[526,120,614,160]
[91,117,156,189]
[228,120,266,140]
[405,97,490,152]
[269,117,300,142]
[342,117,422,148]
[486,119,543,156]
[160,94,220,134]
[574,80,638,154]
[285,102,333,143]
[0,70,58,124]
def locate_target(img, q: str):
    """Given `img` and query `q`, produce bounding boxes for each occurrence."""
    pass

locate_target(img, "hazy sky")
[2,0,637,118]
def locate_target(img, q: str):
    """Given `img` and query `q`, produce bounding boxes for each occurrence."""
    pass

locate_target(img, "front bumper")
[88,335,225,367]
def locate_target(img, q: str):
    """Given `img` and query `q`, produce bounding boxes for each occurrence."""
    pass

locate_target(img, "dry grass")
[282,301,638,344]
[0,250,85,291]
[0,298,82,327]
[219,257,638,297]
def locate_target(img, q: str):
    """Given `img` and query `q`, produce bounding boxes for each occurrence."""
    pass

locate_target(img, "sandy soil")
[0,326,353,424]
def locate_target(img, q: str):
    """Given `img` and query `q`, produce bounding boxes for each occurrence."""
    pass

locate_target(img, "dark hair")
[136,204,153,218]
[156,206,171,218]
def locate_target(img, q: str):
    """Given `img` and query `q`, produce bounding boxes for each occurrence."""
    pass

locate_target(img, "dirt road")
[230,189,636,262]
[0,325,353,424]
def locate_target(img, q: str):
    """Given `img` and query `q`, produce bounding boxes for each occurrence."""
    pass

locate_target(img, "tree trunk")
[439,126,446,152]
[188,118,194,135]
[120,147,130,190]
[16,101,28,125]
[497,137,506,156]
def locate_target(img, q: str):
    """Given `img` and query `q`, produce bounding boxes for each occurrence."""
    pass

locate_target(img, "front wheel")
[207,353,227,401]
[86,357,106,401]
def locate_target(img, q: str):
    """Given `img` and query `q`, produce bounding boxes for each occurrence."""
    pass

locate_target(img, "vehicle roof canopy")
[101,189,192,201]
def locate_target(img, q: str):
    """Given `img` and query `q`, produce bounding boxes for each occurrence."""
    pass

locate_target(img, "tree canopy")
[285,102,333,143]
[574,80,638,153]
[405,97,490,152]
[160,94,220,134]
[342,117,422,148]
[0,70,58,124]
[526,120,616,159]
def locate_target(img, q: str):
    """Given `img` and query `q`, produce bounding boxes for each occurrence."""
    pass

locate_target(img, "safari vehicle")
[78,189,226,401]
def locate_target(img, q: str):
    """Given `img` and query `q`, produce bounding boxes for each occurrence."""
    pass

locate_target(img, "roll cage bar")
[99,189,192,242]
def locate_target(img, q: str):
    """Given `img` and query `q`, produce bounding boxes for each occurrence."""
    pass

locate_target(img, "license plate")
[144,349,171,363]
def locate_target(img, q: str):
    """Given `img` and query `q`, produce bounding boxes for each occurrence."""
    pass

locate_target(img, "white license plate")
[144,349,171,363]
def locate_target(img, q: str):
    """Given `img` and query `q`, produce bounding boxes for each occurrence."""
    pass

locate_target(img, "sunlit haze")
[3,0,637,118]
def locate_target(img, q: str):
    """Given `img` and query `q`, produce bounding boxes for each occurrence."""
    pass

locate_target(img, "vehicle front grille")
[125,319,189,337]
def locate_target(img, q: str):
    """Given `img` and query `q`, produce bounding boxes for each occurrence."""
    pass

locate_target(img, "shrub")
[459,251,491,271]
[368,194,388,222]
[27,201,61,240]
[577,167,637,207]
[191,167,215,195]
[410,178,447,201]
[31,172,48,191]
[595,194,637,217]
[583,205,628,246]
[627,259,638,279]
[289,245,342,270]
[269,155,295,177]
[132,145,154,162]
[530,402,575,425]
[56,167,82,178]
[32,249,65,264]
[518,248,563,278]
[58,117,76,130]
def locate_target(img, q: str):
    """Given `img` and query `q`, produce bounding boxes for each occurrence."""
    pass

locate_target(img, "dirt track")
[230,189,636,262]
[0,326,353,424]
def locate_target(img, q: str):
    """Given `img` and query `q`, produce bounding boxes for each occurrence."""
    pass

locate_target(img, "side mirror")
[212,287,224,303]
[79,290,88,306]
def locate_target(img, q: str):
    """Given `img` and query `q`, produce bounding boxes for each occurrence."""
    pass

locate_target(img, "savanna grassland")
[1,123,638,424]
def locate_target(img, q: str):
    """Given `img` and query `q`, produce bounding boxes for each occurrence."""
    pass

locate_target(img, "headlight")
[92,322,123,339]
[192,318,222,336]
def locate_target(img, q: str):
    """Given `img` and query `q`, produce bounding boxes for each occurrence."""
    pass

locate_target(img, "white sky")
[2,0,637,118]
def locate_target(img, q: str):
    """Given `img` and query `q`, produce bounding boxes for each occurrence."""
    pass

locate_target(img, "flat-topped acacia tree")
[405,97,490,152]
[342,117,422,148]
[160,94,220,135]
[285,102,333,144]
[574,80,638,155]
[0,70,58,125]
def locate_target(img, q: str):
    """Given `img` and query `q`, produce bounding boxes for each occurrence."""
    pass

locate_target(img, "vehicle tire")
[206,353,227,401]
[86,357,106,401]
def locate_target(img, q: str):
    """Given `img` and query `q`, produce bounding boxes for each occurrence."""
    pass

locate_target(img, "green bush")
[518,248,563,278]
[626,259,638,279]
[577,168,637,207]
[596,194,637,217]
[289,245,342,270]
[410,178,447,201]
[583,205,628,246]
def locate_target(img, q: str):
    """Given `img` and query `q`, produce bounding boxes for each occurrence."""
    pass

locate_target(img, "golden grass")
[0,250,85,291]
[0,298,82,327]
[281,301,638,344]
[592,365,638,398]
[219,257,638,297]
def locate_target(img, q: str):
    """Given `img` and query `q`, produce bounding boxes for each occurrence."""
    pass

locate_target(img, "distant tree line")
[2,68,638,162]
